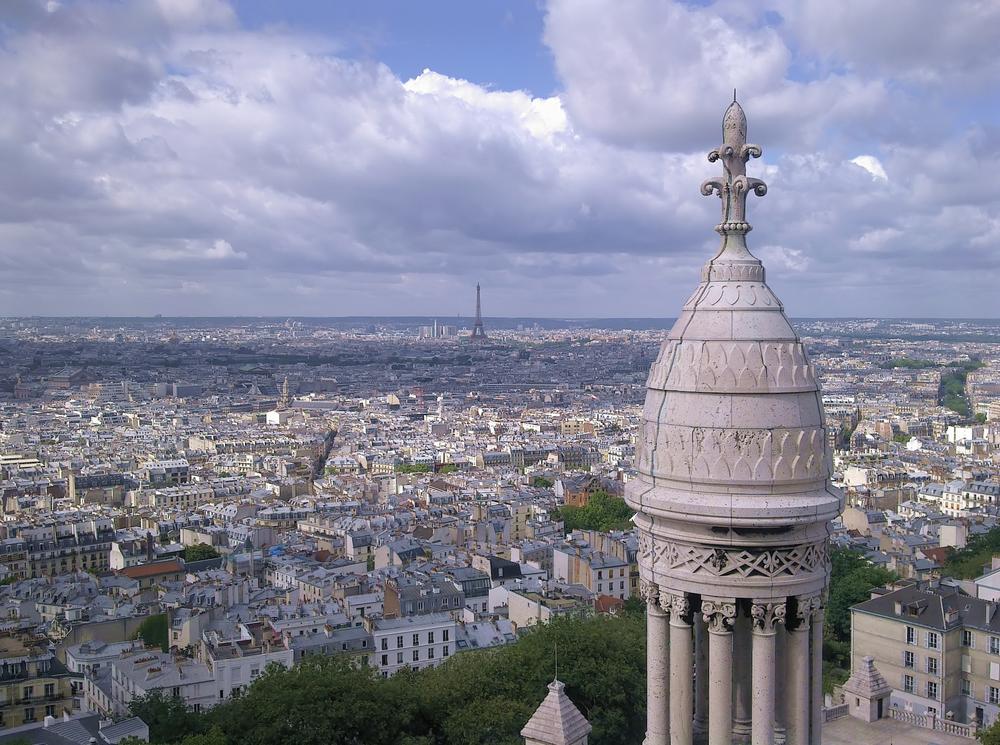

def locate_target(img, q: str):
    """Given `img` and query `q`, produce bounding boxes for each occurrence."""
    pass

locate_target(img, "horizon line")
[4,315,1000,322]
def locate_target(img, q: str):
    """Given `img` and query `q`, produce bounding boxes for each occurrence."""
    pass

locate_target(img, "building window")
[904,651,914,668]
[991,636,1000,655]
[903,675,914,693]
[381,638,388,650]
[381,655,388,666]
[172,687,180,698]
[397,636,404,649]
[413,634,420,646]
[443,645,449,657]
[44,705,55,718]
[443,629,450,642]
[963,679,972,697]
[927,632,939,650]
[927,681,938,700]
[397,652,403,664]
[23,686,33,701]
[428,631,434,644]
[428,647,435,659]
[906,626,916,645]
[927,657,938,675]
[43,683,54,697]
[24,708,34,722]
[963,630,975,648]
[412,650,419,662]
[991,687,1000,705]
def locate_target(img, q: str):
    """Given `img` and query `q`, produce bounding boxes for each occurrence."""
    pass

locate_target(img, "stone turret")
[520,679,591,745]
[627,98,843,745]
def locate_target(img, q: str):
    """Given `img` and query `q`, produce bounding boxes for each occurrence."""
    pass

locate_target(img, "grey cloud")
[0,0,995,317]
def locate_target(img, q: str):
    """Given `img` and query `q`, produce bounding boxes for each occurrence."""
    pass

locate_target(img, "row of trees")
[125,612,646,745]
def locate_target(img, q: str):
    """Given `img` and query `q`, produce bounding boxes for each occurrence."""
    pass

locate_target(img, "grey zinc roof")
[520,679,592,745]
[853,582,1000,633]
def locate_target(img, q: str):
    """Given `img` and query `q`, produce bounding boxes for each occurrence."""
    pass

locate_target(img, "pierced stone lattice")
[655,539,828,579]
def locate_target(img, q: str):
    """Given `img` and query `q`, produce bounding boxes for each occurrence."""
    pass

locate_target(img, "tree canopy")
[183,543,220,562]
[130,612,646,745]
[556,490,634,533]
[132,613,169,652]
[943,527,1000,579]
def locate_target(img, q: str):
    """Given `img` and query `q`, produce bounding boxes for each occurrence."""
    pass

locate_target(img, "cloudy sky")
[1,0,998,318]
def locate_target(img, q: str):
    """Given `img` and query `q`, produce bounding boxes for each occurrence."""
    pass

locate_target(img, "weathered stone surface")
[628,98,842,745]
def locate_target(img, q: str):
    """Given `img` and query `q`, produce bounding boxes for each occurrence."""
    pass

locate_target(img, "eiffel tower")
[471,282,487,340]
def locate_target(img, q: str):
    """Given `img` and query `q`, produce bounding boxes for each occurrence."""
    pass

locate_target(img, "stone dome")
[625,100,842,602]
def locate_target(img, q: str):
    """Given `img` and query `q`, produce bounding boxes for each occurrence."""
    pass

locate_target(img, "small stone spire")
[521,679,592,745]
[278,376,290,411]
[700,97,767,256]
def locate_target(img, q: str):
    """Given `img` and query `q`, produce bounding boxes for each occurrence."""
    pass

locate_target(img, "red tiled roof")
[119,560,184,579]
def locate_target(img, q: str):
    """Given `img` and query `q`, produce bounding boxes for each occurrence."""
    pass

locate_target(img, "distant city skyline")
[2,1,999,317]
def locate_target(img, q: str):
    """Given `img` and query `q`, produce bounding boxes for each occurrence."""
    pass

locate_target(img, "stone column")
[809,603,825,745]
[733,607,752,743]
[786,599,811,745]
[775,623,787,745]
[694,607,709,738]
[751,601,786,745]
[667,592,694,745]
[703,599,737,745]
[646,582,670,745]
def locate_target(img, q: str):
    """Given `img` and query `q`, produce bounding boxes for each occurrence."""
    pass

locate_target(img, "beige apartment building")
[852,580,1000,728]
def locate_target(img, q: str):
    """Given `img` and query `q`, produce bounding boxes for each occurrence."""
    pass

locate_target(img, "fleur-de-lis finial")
[700,96,767,239]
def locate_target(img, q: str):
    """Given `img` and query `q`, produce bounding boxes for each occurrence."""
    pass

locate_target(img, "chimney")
[44,714,57,728]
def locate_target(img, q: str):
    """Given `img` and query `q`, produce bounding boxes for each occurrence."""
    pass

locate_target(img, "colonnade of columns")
[643,586,824,745]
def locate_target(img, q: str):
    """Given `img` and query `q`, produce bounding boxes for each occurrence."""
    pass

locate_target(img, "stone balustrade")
[888,707,976,739]
[822,704,848,722]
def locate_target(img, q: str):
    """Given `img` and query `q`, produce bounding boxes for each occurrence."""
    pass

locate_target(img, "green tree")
[825,549,895,642]
[976,412,988,424]
[133,613,170,652]
[556,490,634,533]
[531,476,554,489]
[944,527,1000,579]
[979,719,1000,745]
[128,690,206,743]
[131,614,647,745]
[396,463,431,474]
[183,543,220,562]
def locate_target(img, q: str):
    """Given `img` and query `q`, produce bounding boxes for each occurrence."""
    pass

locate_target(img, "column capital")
[663,590,691,621]
[751,600,786,634]
[701,598,737,633]
[640,579,662,608]
[790,594,820,630]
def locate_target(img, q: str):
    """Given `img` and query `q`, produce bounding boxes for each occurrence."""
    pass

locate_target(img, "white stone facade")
[370,613,456,677]
[625,100,843,745]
